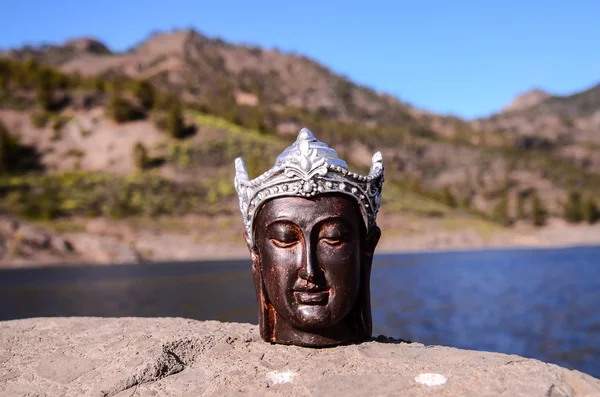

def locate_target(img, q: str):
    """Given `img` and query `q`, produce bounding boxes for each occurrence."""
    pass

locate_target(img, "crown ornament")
[234,128,385,245]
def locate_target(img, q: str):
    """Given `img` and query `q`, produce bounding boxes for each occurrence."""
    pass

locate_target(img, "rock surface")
[1,318,599,397]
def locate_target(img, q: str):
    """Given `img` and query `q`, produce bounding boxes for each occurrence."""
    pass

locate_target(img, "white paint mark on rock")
[266,370,296,385]
[415,373,447,386]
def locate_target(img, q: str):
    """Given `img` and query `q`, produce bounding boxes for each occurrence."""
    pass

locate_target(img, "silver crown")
[234,128,385,245]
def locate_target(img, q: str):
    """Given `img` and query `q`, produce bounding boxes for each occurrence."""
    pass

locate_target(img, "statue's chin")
[291,305,337,330]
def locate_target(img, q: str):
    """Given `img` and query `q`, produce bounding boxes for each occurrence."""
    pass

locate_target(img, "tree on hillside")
[133,142,149,171]
[0,74,7,93]
[167,101,185,139]
[408,176,422,194]
[93,78,106,94]
[16,59,40,89]
[492,194,511,226]
[516,193,527,220]
[441,186,457,208]
[582,197,599,224]
[249,108,268,134]
[531,193,548,227]
[133,79,156,111]
[563,190,583,223]
[107,90,139,123]
[0,121,8,174]
[36,69,54,111]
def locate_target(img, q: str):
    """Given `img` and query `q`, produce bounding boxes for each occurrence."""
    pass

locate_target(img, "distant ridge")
[502,88,550,113]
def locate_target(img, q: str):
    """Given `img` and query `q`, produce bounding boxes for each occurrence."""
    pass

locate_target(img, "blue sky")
[1,0,599,119]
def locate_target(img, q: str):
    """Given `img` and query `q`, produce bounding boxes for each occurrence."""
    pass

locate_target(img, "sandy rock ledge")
[0,318,599,397]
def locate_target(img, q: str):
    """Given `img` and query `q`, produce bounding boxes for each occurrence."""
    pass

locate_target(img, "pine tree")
[0,121,8,174]
[167,101,185,139]
[492,194,511,226]
[516,194,526,220]
[36,69,54,111]
[107,91,137,123]
[531,194,548,227]
[441,186,457,208]
[133,142,149,171]
[582,197,600,224]
[563,190,583,223]
[133,79,155,111]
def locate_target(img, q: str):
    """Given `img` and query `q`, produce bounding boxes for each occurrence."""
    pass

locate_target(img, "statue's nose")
[299,243,320,282]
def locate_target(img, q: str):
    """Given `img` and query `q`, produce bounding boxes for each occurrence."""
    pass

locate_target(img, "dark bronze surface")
[245,193,380,347]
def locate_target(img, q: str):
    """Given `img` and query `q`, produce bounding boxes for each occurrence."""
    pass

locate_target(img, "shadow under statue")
[234,128,385,347]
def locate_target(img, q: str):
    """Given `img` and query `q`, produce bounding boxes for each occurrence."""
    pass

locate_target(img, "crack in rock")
[99,343,187,397]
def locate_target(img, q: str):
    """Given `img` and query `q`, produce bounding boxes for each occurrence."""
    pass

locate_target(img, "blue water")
[370,247,600,378]
[1,246,599,378]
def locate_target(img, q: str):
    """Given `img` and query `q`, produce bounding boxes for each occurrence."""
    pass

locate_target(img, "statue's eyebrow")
[314,216,354,231]
[264,218,297,228]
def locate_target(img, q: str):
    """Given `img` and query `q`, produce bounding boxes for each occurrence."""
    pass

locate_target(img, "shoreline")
[376,241,600,256]
[2,230,599,270]
[6,242,600,270]
[1,214,600,268]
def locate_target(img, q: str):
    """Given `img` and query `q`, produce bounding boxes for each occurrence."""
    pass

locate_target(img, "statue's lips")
[294,290,329,305]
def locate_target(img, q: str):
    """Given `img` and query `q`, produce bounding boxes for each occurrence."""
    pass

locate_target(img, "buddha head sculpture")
[234,128,385,347]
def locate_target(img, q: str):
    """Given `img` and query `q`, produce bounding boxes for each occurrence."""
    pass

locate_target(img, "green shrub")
[458,193,472,209]
[516,194,526,220]
[133,142,149,170]
[0,74,7,93]
[79,126,91,137]
[65,148,85,158]
[563,190,583,223]
[107,92,141,123]
[166,101,185,139]
[0,122,43,175]
[407,176,422,194]
[0,121,8,174]
[132,79,155,111]
[50,117,68,141]
[531,193,547,227]
[441,186,457,208]
[30,111,50,128]
[492,194,511,226]
[0,172,208,220]
[36,69,54,111]
[582,197,599,224]
[205,176,236,204]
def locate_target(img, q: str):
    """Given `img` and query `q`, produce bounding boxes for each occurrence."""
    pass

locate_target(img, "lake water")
[1,246,599,378]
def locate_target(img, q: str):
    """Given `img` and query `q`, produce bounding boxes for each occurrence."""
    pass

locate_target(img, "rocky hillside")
[502,88,550,113]
[1,28,599,266]
[473,83,600,172]
[1,29,418,130]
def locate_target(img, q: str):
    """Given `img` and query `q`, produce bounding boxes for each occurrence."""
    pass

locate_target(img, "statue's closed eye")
[320,237,344,246]
[271,238,298,248]
[319,222,350,247]
[268,222,301,248]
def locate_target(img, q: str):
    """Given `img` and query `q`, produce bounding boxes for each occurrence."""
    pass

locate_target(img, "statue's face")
[254,195,364,330]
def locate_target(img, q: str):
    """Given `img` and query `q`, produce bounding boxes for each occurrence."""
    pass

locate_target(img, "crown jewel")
[234,128,385,245]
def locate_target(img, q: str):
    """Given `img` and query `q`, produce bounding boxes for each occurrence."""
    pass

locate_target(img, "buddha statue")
[234,128,385,347]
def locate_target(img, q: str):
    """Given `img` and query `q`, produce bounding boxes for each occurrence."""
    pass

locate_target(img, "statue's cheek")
[262,246,302,287]
[319,248,361,295]
[318,245,360,271]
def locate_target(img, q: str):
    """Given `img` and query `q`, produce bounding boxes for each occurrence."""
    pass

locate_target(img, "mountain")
[502,88,550,113]
[2,29,420,130]
[472,82,600,178]
[1,26,599,261]
[1,37,111,65]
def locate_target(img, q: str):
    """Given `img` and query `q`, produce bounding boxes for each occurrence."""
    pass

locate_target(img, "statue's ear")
[244,231,273,342]
[364,225,381,264]
[244,232,257,258]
